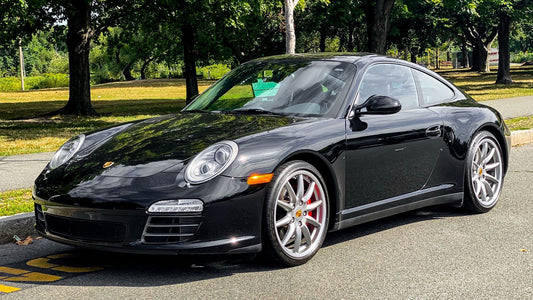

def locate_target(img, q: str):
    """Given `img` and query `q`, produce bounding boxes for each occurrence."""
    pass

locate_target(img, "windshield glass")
[184,60,356,117]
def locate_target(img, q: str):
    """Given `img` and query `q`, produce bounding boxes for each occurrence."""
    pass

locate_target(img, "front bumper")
[33,176,267,255]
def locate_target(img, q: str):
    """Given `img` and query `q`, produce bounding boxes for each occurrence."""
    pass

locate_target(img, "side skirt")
[331,192,463,231]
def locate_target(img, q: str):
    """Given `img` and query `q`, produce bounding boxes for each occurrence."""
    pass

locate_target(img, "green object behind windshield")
[252,79,280,97]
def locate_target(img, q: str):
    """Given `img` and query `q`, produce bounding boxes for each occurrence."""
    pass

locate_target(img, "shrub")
[0,73,69,92]
[511,52,533,63]
[197,64,231,80]
[0,77,22,92]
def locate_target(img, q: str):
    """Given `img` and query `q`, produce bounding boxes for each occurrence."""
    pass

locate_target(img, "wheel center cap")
[295,209,302,218]
[478,167,484,175]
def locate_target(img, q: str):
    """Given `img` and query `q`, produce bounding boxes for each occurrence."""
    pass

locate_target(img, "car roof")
[251,53,381,64]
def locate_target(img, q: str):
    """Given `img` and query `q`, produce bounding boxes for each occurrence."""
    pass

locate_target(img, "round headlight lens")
[49,134,85,169]
[185,141,238,184]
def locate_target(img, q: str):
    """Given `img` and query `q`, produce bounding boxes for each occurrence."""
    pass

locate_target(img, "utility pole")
[19,38,25,91]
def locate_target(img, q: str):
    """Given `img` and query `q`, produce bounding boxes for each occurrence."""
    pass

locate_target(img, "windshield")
[184,60,356,117]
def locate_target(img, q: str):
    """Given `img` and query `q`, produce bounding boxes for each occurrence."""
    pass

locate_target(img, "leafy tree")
[495,0,532,84]
[443,0,500,73]
[389,0,447,63]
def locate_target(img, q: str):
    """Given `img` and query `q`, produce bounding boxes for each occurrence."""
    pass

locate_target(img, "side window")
[414,70,455,105]
[358,64,419,110]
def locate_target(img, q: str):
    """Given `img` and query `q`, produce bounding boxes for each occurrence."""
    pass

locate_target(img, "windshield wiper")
[231,108,287,116]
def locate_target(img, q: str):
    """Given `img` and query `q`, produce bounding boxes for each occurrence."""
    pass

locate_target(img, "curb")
[511,129,533,146]
[0,212,37,244]
[1,129,532,246]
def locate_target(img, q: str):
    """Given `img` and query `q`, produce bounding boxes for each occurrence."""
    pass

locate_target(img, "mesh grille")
[45,214,126,243]
[142,215,201,244]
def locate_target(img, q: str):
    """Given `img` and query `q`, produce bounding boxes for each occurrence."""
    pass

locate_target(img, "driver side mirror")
[353,95,402,116]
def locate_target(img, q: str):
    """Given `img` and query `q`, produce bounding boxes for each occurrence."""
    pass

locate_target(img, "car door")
[344,63,445,213]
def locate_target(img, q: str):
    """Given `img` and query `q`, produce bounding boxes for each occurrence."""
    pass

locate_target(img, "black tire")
[262,160,329,266]
[463,131,504,213]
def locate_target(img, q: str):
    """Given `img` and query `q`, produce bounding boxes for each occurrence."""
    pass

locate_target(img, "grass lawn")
[0,189,33,216]
[0,79,212,156]
[505,115,533,131]
[436,65,533,101]
[1,66,533,156]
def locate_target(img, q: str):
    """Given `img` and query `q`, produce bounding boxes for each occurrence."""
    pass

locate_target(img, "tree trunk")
[140,58,153,80]
[183,23,199,104]
[18,39,25,91]
[463,25,497,73]
[410,47,418,64]
[461,40,469,68]
[319,23,326,52]
[496,9,513,84]
[472,45,490,73]
[122,62,135,81]
[61,0,96,116]
[347,21,356,52]
[365,0,396,54]
[284,0,297,54]
[435,47,440,69]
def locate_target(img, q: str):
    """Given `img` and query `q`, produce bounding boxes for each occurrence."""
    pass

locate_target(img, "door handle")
[426,125,442,138]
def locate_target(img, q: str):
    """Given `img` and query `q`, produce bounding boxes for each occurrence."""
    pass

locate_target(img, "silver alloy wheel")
[470,136,503,208]
[273,170,328,259]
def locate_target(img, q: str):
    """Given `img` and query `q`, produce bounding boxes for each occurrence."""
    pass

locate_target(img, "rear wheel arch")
[470,124,509,174]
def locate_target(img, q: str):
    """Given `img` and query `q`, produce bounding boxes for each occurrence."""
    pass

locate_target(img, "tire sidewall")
[464,131,503,213]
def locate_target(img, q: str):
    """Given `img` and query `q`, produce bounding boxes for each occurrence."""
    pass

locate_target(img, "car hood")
[61,112,300,178]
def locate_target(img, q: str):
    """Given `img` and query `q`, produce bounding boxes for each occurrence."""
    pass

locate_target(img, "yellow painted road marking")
[0,284,21,293]
[26,258,59,269]
[27,254,103,273]
[0,266,62,282]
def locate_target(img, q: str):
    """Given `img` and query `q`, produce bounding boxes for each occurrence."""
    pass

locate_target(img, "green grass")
[506,116,533,131]
[436,65,533,101]
[0,79,212,155]
[0,189,33,216]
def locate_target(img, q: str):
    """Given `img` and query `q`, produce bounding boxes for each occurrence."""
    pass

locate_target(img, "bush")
[0,77,21,92]
[511,52,533,63]
[197,64,231,80]
[0,73,69,92]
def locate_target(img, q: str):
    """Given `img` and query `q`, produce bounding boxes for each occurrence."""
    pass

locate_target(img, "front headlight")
[185,141,238,184]
[49,134,85,169]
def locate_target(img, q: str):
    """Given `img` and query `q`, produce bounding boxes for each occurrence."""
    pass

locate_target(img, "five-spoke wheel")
[464,131,504,212]
[263,161,329,266]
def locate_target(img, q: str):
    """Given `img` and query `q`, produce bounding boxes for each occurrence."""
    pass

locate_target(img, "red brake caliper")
[306,184,319,224]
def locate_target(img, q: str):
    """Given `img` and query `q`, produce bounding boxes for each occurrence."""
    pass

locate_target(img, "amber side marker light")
[247,173,274,185]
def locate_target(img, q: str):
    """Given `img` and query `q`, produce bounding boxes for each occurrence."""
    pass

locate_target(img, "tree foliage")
[2,0,533,117]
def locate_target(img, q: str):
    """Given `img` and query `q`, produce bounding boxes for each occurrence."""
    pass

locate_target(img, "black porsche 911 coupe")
[33,53,510,266]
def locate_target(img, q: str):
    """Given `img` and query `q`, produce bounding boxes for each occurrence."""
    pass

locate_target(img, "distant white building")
[489,48,499,66]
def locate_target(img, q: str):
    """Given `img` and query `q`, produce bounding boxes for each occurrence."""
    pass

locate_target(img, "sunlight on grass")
[506,116,533,131]
[0,115,159,155]
[437,66,533,101]
[0,189,33,216]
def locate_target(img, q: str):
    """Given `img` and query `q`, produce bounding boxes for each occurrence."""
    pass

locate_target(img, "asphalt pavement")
[483,95,533,119]
[0,152,53,192]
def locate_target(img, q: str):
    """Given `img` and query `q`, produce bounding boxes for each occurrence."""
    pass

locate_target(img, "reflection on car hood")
[69,112,299,176]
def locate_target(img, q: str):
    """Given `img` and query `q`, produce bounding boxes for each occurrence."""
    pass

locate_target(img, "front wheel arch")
[277,152,340,231]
